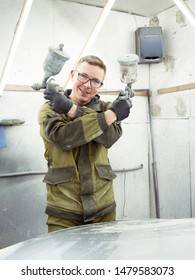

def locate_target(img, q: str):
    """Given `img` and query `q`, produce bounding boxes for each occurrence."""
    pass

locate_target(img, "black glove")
[109,91,132,121]
[44,81,73,114]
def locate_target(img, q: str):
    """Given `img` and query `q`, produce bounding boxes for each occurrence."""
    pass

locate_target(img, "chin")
[79,99,90,106]
[79,95,90,104]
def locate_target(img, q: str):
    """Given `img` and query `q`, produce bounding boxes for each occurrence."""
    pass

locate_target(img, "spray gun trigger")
[46,78,60,93]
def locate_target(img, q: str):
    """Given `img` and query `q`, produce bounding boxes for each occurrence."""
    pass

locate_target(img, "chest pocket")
[95,163,116,180]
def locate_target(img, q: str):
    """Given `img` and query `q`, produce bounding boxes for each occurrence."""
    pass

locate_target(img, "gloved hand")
[44,80,73,114]
[109,91,132,121]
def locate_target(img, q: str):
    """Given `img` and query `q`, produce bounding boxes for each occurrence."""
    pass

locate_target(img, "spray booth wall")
[0,0,195,248]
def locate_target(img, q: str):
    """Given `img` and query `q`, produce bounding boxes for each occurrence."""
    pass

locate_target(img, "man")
[38,55,131,232]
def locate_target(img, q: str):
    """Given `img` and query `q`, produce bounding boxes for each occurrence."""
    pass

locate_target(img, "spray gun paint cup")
[118,54,139,84]
[32,44,70,90]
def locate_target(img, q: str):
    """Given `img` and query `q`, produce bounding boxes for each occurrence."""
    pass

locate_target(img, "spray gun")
[117,54,139,101]
[32,44,70,91]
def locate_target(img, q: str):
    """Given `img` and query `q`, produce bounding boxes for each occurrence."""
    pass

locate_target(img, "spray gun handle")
[118,83,134,101]
[125,83,134,98]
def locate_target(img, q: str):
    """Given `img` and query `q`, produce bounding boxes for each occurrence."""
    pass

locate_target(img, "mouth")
[79,87,91,97]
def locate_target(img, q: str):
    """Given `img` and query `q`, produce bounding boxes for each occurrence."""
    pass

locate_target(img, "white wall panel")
[151,91,190,119]
[190,90,195,117]
[189,119,195,217]
[109,123,150,219]
[152,119,191,218]
[0,0,24,73]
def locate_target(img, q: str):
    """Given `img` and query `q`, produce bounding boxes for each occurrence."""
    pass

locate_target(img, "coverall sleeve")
[93,123,122,148]
[39,103,122,151]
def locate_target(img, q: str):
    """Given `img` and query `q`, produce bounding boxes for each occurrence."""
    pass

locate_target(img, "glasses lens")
[77,73,88,83]
[91,80,101,88]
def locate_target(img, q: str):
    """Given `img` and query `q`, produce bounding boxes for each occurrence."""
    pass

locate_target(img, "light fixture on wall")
[117,54,139,98]
[173,0,195,28]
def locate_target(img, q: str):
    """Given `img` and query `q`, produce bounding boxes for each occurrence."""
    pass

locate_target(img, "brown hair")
[77,55,107,77]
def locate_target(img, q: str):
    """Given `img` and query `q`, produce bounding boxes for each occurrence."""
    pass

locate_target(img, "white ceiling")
[63,0,175,17]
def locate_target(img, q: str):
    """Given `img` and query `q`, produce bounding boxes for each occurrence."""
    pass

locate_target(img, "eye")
[92,79,100,85]
[80,73,89,80]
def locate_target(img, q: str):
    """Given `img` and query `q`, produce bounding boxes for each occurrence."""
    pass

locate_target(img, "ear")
[70,70,74,78]
[99,82,104,88]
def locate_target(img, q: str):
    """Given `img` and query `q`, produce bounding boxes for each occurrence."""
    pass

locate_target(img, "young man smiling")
[38,55,131,232]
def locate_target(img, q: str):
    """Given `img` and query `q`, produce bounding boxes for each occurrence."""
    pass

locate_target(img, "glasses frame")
[75,70,103,88]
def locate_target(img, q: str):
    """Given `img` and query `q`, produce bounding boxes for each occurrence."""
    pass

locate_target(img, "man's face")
[69,61,105,105]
